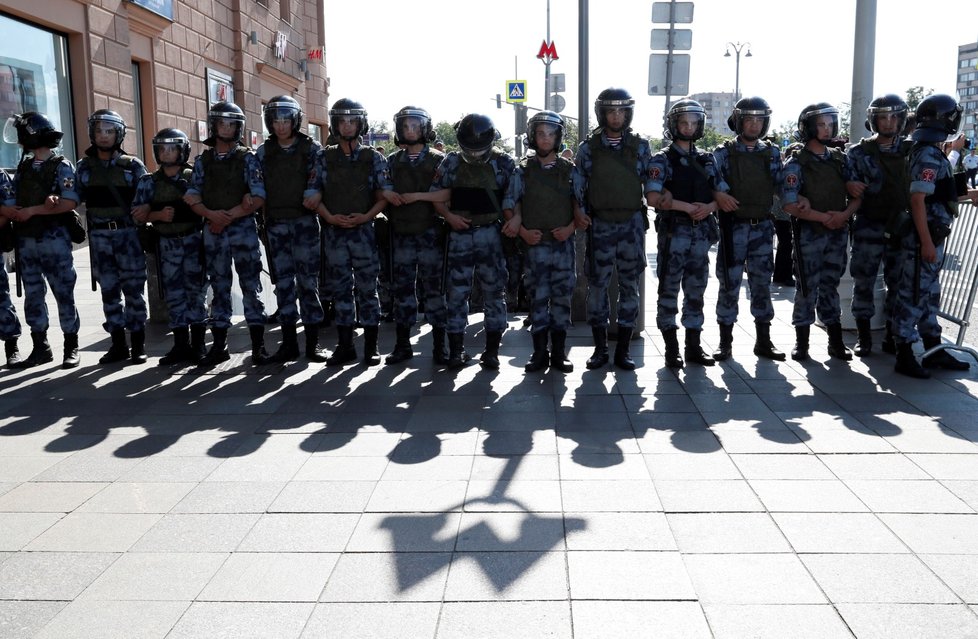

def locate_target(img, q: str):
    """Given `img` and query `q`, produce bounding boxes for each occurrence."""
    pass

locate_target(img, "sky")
[323,0,978,146]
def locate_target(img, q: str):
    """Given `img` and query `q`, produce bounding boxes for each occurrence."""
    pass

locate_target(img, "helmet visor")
[461,145,491,164]
[2,117,17,144]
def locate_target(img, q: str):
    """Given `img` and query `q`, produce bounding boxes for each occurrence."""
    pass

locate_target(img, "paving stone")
[0,482,108,513]
[300,602,440,639]
[683,554,826,604]
[645,452,742,480]
[0,456,62,482]
[702,604,855,639]
[564,511,676,551]
[908,454,978,480]
[655,480,764,512]
[320,552,451,602]
[171,481,285,513]
[560,479,662,512]
[801,554,959,603]
[880,513,978,554]
[270,481,376,513]
[77,552,227,601]
[238,513,360,552]
[668,513,791,553]
[347,512,461,552]
[572,601,712,638]
[436,601,571,639]
[0,513,63,551]
[749,479,868,512]
[75,482,195,514]
[470,455,559,481]
[445,550,569,601]
[0,552,119,600]
[130,513,260,552]
[818,453,931,480]
[0,601,67,639]
[166,602,313,639]
[365,481,467,513]
[567,550,695,600]
[919,555,978,604]
[199,552,338,602]
[25,512,162,552]
[116,456,224,482]
[835,603,978,639]
[455,511,569,552]
[730,453,835,479]
[463,480,563,512]
[558,453,652,480]
[771,513,910,554]
[842,480,973,513]
[32,599,189,639]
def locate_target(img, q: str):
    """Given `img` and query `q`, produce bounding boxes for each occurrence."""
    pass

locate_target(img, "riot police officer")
[257,95,328,364]
[846,94,910,357]
[781,103,862,362]
[76,109,150,365]
[131,128,207,365]
[0,168,22,367]
[573,88,654,370]
[647,99,720,368]
[503,110,579,373]
[185,101,269,366]
[0,112,81,369]
[381,106,448,366]
[712,96,785,362]
[431,113,515,369]
[316,98,391,366]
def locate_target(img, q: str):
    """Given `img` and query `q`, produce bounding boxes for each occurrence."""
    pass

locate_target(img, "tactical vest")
[451,149,505,224]
[14,155,66,238]
[151,168,199,236]
[913,143,959,219]
[323,145,374,215]
[201,147,249,211]
[663,146,714,214]
[263,136,314,220]
[725,142,775,220]
[857,138,911,222]
[586,132,643,222]
[81,154,137,219]
[795,147,847,215]
[520,156,574,231]
[389,149,443,235]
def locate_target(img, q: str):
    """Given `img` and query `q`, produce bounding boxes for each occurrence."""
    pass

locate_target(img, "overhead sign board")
[651,28,692,51]
[651,2,694,23]
[648,53,689,96]
[506,80,527,104]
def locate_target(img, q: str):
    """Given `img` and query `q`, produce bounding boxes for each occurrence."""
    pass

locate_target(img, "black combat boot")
[922,334,970,371]
[249,325,271,365]
[791,325,810,361]
[447,332,470,369]
[4,338,21,369]
[586,326,609,369]
[480,330,502,369]
[854,318,873,357]
[662,328,683,369]
[880,320,896,355]
[198,327,230,366]
[524,329,550,372]
[431,327,450,365]
[549,329,573,373]
[894,341,930,379]
[363,325,381,366]
[304,324,329,363]
[327,325,357,366]
[130,330,148,364]
[684,328,715,366]
[270,323,300,363]
[190,323,208,364]
[753,321,785,361]
[62,333,80,369]
[714,323,733,361]
[13,331,54,369]
[826,323,852,361]
[159,327,192,366]
[385,324,414,365]
[99,328,129,365]
[614,325,637,370]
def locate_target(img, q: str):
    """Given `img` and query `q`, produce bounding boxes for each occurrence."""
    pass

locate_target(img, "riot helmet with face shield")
[911,94,963,144]
[796,103,839,143]
[393,106,435,146]
[264,95,303,138]
[665,99,706,142]
[3,112,62,150]
[206,101,246,146]
[88,109,126,152]
[455,113,499,164]
[594,87,634,133]
[526,110,564,153]
[329,98,367,142]
[152,128,191,167]
[865,94,908,136]
[727,96,771,141]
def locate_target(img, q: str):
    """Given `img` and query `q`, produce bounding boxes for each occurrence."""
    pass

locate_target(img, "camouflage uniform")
[0,170,22,348]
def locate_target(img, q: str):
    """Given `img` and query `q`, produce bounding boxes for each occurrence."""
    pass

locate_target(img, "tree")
[906,86,934,111]
[770,119,797,146]
[433,121,458,151]
[699,127,734,151]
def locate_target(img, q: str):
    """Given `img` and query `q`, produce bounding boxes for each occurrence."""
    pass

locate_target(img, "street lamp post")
[724,41,752,101]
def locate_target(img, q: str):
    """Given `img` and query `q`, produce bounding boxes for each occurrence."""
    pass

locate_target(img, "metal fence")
[935,200,978,361]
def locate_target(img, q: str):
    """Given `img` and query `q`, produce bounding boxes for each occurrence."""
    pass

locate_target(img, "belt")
[730,216,771,225]
[461,212,501,227]
[157,226,202,239]
[89,219,134,231]
[659,211,699,226]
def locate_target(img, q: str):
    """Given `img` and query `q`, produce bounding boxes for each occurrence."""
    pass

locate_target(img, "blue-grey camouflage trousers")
[90,226,148,332]
[323,222,380,327]
[716,218,775,325]
[446,224,508,333]
[587,212,646,328]
[159,232,206,329]
[892,232,945,343]
[849,215,902,321]
[525,238,576,333]
[18,227,79,334]
[267,215,324,327]
[656,218,711,331]
[204,215,266,328]
[792,222,848,327]
[392,226,447,329]
[0,257,22,340]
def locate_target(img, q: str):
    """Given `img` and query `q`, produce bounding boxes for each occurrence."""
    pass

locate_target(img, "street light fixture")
[724,41,752,102]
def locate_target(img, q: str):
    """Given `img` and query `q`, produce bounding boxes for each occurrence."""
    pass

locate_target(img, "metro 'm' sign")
[537,40,558,64]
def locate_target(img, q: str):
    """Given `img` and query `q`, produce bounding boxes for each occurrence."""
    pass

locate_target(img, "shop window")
[307,123,322,144]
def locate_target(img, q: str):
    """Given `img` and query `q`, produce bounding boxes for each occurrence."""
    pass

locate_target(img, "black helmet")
[329,98,367,141]
[727,96,771,140]
[151,128,191,167]
[206,101,245,146]
[455,113,498,164]
[865,94,908,134]
[796,102,838,143]
[393,106,435,146]
[2,112,62,150]
[88,109,126,151]
[912,94,962,144]
[594,87,634,131]
[526,110,564,152]
[665,99,706,142]
[264,95,303,137]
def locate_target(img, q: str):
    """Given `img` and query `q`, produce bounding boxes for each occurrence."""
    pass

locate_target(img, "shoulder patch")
[650,166,663,181]
[920,168,937,183]
[785,173,799,188]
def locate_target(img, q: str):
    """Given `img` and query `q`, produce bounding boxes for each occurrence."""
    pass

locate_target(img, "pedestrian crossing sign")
[506,80,527,104]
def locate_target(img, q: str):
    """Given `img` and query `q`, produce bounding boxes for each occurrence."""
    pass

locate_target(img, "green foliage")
[906,86,934,111]
[699,127,734,151]
[770,119,797,146]
[433,121,458,151]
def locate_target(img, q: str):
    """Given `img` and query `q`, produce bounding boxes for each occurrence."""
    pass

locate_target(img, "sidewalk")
[1,249,977,639]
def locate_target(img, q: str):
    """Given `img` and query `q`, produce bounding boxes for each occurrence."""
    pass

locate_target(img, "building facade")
[958,41,977,145]
[0,0,329,172]
[687,91,737,134]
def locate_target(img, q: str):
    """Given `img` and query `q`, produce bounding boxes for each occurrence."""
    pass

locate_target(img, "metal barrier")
[933,200,978,362]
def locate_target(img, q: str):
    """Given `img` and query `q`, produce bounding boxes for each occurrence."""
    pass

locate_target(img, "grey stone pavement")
[2,250,978,639]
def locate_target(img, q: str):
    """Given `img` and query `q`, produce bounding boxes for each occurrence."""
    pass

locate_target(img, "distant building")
[958,41,978,143]
[0,0,329,171]
[688,91,737,133]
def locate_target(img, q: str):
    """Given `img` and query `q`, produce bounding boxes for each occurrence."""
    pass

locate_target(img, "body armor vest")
[151,168,199,236]
[725,142,775,219]
[389,149,442,235]
[913,144,959,218]
[263,136,314,220]
[323,145,374,215]
[201,147,249,211]
[451,149,504,223]
[663,146,714,214]
[857,138,911,221]
[796,147,847,215]
[521,157,574,231]
[14,155,66,237]
[81,155,136,218]
[586,132,643,222]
